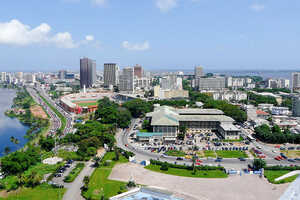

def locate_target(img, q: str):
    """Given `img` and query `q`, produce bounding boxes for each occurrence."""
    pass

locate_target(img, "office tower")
[292,72,300,92]
[292,95,300,117]
[194,66,204,78]
[80,57,96,88]
[119,67,134,92]
[103,63,119,87]
[16,72,23,81]
[134,64,143,78]
[279,79,290,88]
[1,72,6,83]
[58,70,67,80]
[197,77,225,90]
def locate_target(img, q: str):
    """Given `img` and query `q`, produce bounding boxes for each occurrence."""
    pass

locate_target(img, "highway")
[27,86,73,137]
[116,119,298,170]
[27,87,61,136]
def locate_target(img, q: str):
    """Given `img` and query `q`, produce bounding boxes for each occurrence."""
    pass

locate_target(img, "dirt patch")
[30,105,48,119]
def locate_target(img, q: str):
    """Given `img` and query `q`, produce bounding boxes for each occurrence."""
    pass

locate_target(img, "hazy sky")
[0,0,300,71]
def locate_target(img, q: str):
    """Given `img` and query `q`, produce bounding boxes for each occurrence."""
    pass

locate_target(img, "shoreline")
[1,87,50,155]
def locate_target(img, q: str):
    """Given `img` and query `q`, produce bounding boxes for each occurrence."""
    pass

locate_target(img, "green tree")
[253,159,266,170]
[4,146,11,155]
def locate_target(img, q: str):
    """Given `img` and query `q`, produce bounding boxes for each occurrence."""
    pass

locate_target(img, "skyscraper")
[80,58,96,88]
[58,70,67,80]
[194,66,204,78]
[134,64,143,78]
[119,67,134,92]
[103,63,119,87]
[292,72,300,92]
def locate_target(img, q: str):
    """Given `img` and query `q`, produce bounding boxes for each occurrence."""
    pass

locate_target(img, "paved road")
[27,87,61,136]
[116,119,298,170]
[62,150,106,200]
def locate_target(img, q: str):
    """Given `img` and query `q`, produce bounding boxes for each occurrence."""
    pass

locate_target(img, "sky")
[0,0,300,72]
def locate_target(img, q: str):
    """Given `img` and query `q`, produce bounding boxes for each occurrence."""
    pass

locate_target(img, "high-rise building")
[197,77,225,90]
[119,67,134,92]
[292,95,300,117]
[194,66,204,78]
[104,63,119,87]
[80,57,96,88]
[134,64,143,78]
[16,72,23,81]
[160,74,182,90]
[1,72,7,83]
[292,72,300,92]
[58,70,67,80]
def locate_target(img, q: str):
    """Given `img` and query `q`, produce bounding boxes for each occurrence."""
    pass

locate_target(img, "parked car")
[239,158,246,161]
[176,157,183,160]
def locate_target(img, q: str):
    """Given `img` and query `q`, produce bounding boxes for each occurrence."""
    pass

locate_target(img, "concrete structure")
[119,67,134,92]
[58,70,67,80]
[145,105,240,141]
[134,64,143,78]
[292,72,300,92]
[160,75,182,90]
[80,57,96,88]
[197,77,225,90]
[134,77,150,89]
[271,107,290,115]
[292,95,300,117]
[60,92,112,114]
[194,66,204,78]
[267,78,290,89]
[104,63,119,87]
[154,85,189,100]
[1,72,6,83]
[211,90,247,102]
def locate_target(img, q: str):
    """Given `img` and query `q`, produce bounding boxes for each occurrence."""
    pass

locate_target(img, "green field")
[264,170,299,184]
[145,165,228,178]
[0,184,65,200]
[82,152,129,200]
[165,150,186,157]
[75,102,98,107]
[215,150,248,158]
[204,150,217,158]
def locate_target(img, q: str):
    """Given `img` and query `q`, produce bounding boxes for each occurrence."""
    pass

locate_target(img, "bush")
[160,162,169,171]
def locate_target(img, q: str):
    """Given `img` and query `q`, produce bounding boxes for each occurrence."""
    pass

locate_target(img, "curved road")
[116,119,297,170]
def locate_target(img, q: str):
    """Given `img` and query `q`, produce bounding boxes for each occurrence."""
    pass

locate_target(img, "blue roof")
[137,132,163,137]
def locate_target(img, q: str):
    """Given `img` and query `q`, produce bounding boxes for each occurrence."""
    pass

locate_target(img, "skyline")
[1,0,300,71]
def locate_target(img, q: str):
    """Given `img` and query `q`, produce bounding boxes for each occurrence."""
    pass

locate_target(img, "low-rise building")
[145,105,240,141]
[271,107,290,116]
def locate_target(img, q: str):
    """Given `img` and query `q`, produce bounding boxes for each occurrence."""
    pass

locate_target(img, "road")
[116,119,297,170]
[32,85,73,136]
[27,87,61,136]
[62,149,106,200]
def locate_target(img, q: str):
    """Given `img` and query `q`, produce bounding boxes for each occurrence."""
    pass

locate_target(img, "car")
[274,156,281,161]
[280,153,288,159]
[294,158,300,162]
[288,159,295,163]
[215,158,222,162]
[239,158,246,161]
[176,157,183,160]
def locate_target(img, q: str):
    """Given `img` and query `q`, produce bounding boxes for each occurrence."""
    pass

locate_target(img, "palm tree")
[4,146,11,155]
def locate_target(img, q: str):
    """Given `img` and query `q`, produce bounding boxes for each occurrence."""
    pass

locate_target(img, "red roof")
[256,110,269,115]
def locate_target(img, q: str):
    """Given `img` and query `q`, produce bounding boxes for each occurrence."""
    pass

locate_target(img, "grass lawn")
[264,170,299,184]
[204,150,217,158]
[145,165,228,178]
[216,150,248,158]
[0,184,65,200]
[64,163,85,183]
[165,150,186,157]
[76,102,98,107]
[58,150,81,161]
[82,152,129,200]
[281,150,300,158]
[0,163,61,191]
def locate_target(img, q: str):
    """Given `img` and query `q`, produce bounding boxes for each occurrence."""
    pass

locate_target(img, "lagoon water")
[0,88,29,156]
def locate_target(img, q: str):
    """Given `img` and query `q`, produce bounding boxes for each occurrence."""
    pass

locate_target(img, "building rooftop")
[176,108,224,115]
[136,132,163,137]
[219,123,240,131]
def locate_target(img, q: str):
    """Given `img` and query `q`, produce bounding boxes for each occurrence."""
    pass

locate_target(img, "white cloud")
[156,0,177,12]
[85,35,95,41]
[250,4,265,12]
[122,41,150,51]
[0,19,97,49]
